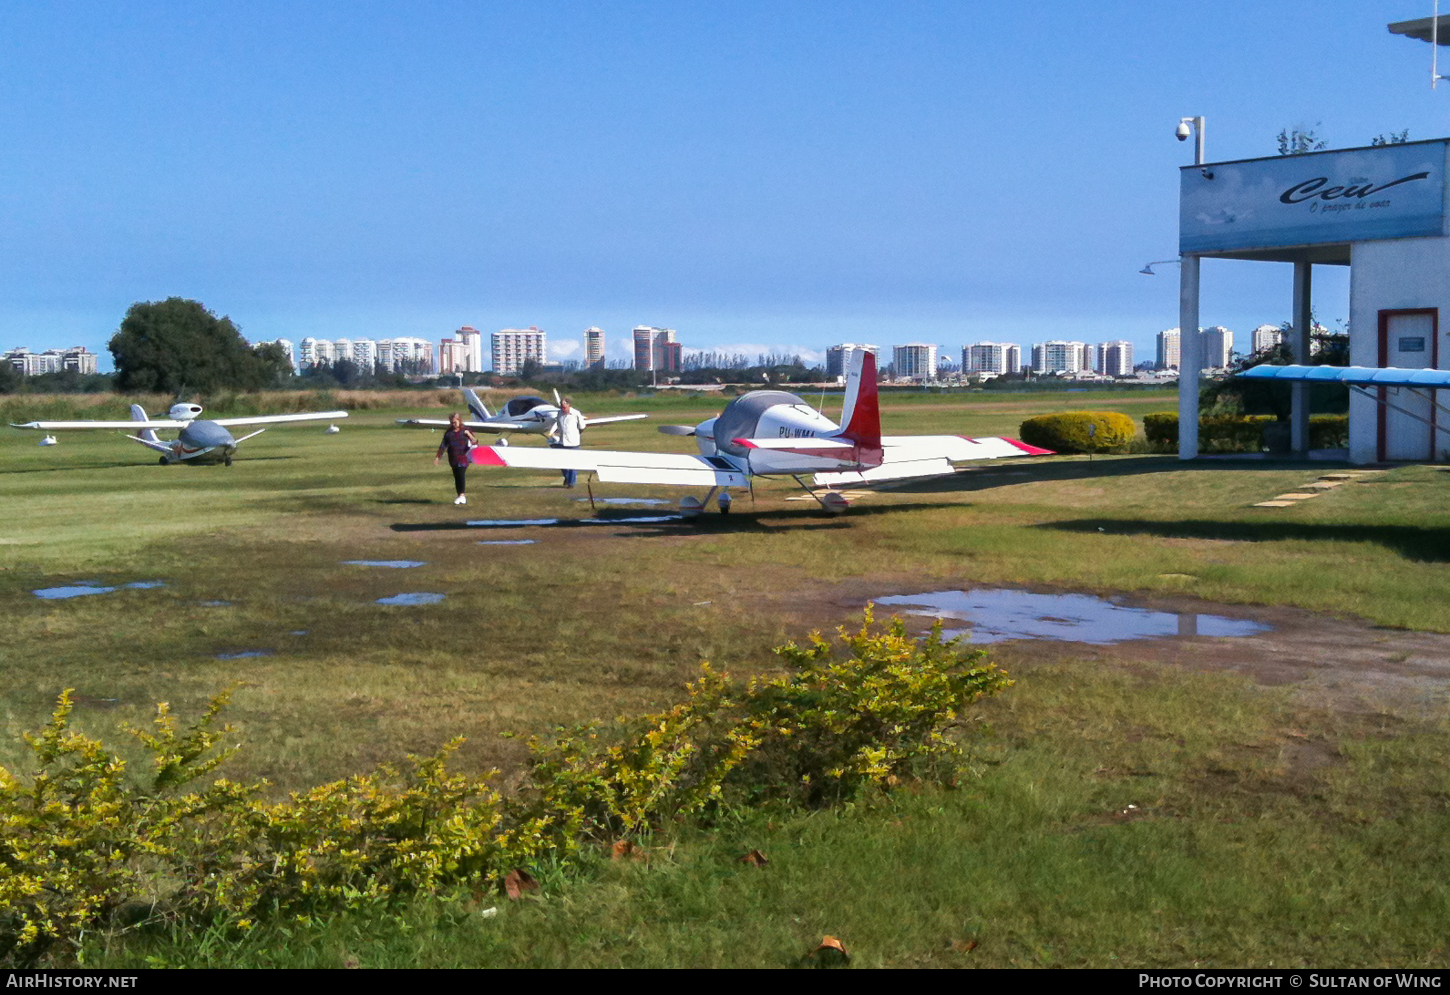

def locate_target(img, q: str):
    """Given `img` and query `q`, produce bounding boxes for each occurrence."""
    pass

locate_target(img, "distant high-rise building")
[492,327,548,376]
[964,342,1021,375]
[826,343,880,379]
[380,337,434,374]
[1096,341,1134,377]
[893,343,938,381]
[0,346,94,376]
[1251,323,1283,356]
[1156,328,1181,371]
[584,327,606,370]
[1201,326,1233,369]
[632,326,679,372]
[457,326,483,371]
[1031,340,1088,374]
[438,337,470,375]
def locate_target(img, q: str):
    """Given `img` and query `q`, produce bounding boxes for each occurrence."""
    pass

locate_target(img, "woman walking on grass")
[434,412,478,505]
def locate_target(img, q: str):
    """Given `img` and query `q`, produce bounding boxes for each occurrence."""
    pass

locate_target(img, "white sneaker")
[454,495,466,505]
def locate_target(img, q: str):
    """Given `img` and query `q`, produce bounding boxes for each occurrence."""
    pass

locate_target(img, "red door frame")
[1376,308,1439,462]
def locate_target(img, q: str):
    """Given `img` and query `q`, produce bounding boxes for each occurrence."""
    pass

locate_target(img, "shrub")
[1142,412,1349,453]
[1019,411,1136,454]
[0,611,1009,965]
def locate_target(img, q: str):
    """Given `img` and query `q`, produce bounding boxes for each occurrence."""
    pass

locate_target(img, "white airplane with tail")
[396,388,645,442]
[11,401,348,465]
[468,350,1051,513]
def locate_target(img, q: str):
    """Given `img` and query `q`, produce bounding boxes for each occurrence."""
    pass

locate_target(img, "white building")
[1201,326,1234,369]
[584,327,606,369]
[892,343,938,381]
[826,343,880,379]
[1031,340,1088,374]
[1096,341,1134,377]
[1156,328,1181,371]
[492,327,548,376]
[380,337,434,374]
[964,342,1022,374]
[1177,127,1450,462]
[3,346,98,376]
[1251,324,1283,356]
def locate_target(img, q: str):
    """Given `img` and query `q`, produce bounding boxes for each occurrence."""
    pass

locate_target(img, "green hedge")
[1143,412,1349,452]
[1019,411,1136,454]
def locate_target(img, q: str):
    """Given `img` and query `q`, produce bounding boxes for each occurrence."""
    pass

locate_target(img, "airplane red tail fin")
[838,350,881,449]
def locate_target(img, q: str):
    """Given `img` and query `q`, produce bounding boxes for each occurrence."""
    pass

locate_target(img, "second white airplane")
[467,351,1052,513]
[396,388,645,442]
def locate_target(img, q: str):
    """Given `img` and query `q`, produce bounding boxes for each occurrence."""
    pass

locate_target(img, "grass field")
[3,387,1449,968]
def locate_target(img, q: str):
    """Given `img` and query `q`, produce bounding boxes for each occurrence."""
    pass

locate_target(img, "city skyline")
[3,3,1433,374]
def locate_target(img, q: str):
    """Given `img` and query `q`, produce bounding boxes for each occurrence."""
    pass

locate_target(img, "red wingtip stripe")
[732,438,759,449]
[1004,437,1055,456]
[470,446,508,466]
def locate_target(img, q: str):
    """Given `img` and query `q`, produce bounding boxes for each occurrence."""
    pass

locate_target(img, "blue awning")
[1236,365,1450,388]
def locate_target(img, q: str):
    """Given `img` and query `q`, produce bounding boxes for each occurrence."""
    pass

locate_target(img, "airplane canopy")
[503,396,550,417]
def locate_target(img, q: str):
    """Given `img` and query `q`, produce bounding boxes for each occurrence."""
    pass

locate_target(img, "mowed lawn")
[3,387,1449,967]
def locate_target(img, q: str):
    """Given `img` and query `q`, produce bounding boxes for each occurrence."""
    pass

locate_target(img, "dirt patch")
[745,574,1450,719]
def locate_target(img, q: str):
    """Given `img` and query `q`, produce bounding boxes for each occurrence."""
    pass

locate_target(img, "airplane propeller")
[657,425,696,436]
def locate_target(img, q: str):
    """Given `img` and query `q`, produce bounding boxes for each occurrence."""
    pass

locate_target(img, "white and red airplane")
[396,388,645,443]
[467,351,1051,513]
[11,401,347,465]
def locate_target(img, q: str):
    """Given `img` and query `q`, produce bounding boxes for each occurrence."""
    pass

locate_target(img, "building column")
[1178,254,1202,459]
[1291,261,1313,453]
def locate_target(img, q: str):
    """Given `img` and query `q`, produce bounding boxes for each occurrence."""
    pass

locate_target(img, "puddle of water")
[288,630,308,636]
[200,599,234,607]
[478,540,537,546]
[467,516,682,528]
[875,589,1271,645]
[467,518,563,527]
[344,560,428,568]
[35,584,116,600]
[574,497,669,506]
[376,593,447,606]
[34,580,166,600]
[216,650,273,660]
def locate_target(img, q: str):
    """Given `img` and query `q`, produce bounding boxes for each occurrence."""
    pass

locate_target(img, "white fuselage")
[694,391,859,475]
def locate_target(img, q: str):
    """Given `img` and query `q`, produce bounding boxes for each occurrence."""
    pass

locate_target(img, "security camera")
[1175,121,1192,141]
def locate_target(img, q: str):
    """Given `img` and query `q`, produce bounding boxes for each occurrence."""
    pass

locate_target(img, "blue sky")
[3,1,1448,371]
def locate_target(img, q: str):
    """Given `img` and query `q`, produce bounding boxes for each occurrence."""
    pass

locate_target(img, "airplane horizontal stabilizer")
[813,457,956,486]
[125,434,175,454]
[881,435,1054,459]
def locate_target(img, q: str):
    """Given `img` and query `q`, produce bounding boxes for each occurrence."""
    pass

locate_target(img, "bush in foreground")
[1019,411,1136,453]
[0,611,1008,966]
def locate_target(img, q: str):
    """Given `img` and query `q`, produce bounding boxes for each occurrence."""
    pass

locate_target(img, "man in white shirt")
[549,396,586,487]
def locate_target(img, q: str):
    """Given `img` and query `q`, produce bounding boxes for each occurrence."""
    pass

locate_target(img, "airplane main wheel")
[158,456,169,466]
[224,456,233,467]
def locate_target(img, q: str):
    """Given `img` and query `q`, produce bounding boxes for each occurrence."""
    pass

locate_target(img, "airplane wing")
[471,445,750,487]
[124,434,177,453]
[209,411,349,427]
[12,419,190,430]
[583,413,648,427]
[396,418,525,431]
[813,436,1052,486]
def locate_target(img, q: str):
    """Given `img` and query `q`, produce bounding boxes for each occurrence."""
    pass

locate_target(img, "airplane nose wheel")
[224,455,233,466]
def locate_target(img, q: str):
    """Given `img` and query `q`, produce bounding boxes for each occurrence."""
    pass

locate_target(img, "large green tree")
[108,298,288,393]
